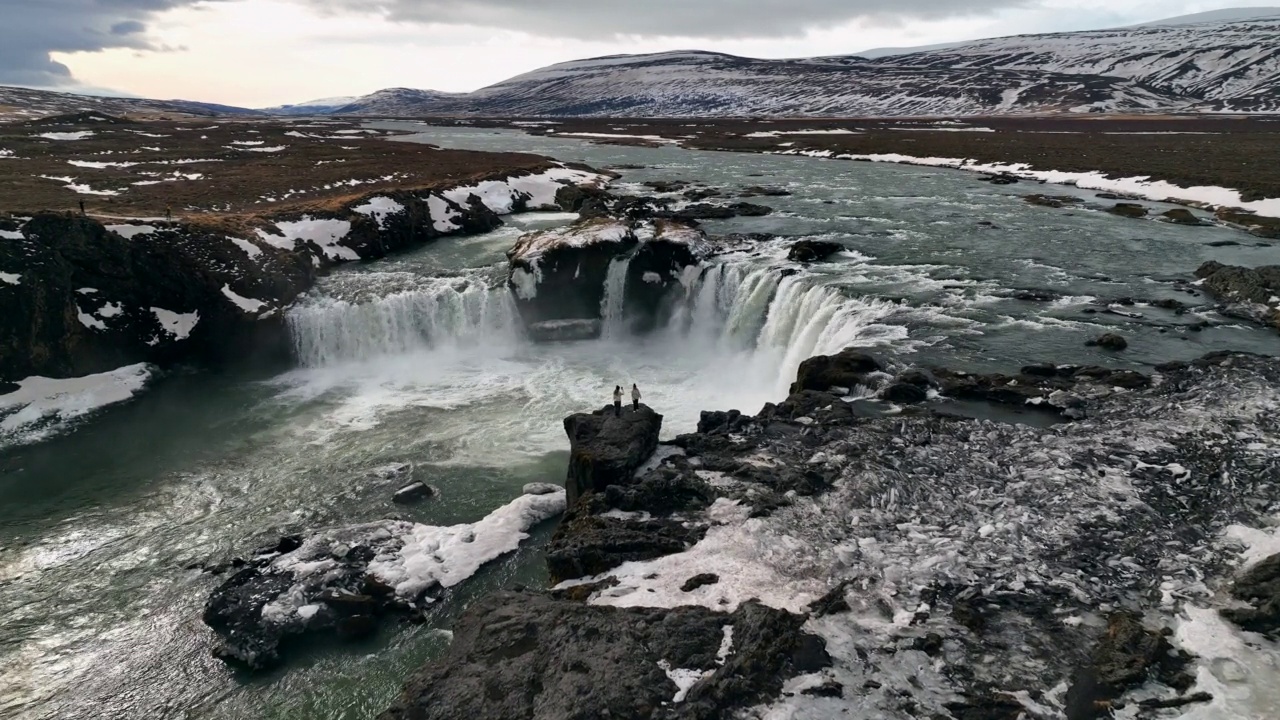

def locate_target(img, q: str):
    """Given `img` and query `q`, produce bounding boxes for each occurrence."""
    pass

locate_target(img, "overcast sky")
[2,0,1276,107]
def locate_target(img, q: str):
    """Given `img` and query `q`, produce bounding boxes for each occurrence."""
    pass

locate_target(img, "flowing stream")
[3,125,1279,720]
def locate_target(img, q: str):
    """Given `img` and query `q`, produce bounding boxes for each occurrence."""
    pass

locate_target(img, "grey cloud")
[0,0,218,87]
[309,0,1034,39]
[111,20,148,35]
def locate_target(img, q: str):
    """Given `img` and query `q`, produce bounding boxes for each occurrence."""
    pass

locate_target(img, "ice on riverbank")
[0,364,153,446]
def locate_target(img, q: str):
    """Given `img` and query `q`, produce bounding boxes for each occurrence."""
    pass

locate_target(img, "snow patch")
[229,237,262,259]
[38,131,95,141]
[106,224,157,239]
[352,196,405,229]
[221,285,267,313]
[260,217,357,261]
[0,272,19,285]
[0,364,152,446]
[150,308,199,340]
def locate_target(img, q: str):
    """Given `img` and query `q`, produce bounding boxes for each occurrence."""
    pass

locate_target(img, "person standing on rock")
[613,385,623,417]
[631,384,641,410]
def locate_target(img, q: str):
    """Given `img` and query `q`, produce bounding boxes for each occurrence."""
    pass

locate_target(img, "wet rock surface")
[418,349,1280,720]
[378,590,825,720]
[1195,261,1280,331]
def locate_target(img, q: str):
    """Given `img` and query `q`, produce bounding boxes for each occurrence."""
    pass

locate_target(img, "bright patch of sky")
[41,1,1280,107]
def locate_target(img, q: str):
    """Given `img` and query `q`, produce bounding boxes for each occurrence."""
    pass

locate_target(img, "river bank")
[435,115,1280,238]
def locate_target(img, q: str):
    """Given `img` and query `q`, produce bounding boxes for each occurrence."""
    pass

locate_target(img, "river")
[1,124,1277,720]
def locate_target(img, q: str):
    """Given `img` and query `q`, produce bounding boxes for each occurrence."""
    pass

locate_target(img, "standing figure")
[631,384,641,410]
[613,385,623,417]
[165,204,173,221]
[78,200,85,216]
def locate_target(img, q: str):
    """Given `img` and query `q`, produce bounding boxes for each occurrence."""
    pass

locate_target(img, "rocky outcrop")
[1194,261,1280,331]
[0,213,315,381]
[1221,553,1280,636]
[378,591,827,720]
[506,218,637,331]
[202,488,567,671]
[1215,208,1280,239]
[0,167,611,382]
[1105,202,1149,219]
[505,217,709,338]
[1086,333,1128,351]
[1023,194,1083,209]
[790,349,883,393]
[1159,208,1207,226]
[563,404,662,507]
[787,239,843,263]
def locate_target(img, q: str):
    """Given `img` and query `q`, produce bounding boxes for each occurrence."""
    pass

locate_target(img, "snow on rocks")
[0,364,152,447]
[0,272,19,285]
[551,353,1280,718]
[444,167,608,215]
[202,486,567,669]
[221,285,267,313]
[228,236,263,259]
[105,224,158,239]
[150,308,199,341]
[777,149,1280,218]
[426,194,461,232]
[257,217,357,261]
[352,196,405,229]
[37,131,95,141]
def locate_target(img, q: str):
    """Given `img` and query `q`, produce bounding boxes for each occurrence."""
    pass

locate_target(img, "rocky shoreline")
[367,349,1279,720]
[0,165,608,383]
[197,344,1280,718]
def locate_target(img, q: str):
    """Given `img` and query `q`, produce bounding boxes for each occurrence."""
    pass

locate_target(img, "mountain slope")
[310,11,1280,118]
[880,14,1280,112]
[260,96,359,115]
[0,86,261,121]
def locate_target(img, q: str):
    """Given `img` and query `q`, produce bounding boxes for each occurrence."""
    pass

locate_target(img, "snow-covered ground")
[0,364,154,446]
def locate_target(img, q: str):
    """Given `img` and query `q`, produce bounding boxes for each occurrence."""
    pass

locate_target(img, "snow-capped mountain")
[0,85,261,121]
[879,12,1280,113]
[259,95,359,115]
[310,10,1280,117]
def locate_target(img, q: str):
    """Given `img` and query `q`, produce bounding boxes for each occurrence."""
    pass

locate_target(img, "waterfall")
[599,254,633,340]
[287,280,521,367]
[666,260,908,392]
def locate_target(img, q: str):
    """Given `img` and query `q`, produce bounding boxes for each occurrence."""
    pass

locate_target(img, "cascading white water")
[287,280,522,367]
[599,254,633,340]
[666,260,908,393]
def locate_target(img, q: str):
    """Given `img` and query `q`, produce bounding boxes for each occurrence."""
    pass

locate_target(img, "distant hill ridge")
[4,8,1279,120]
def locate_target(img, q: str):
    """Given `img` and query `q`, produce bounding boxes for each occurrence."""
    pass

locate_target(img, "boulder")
[546,505,705,583]
[667,202,773,221]
[392,482,435,504]
[740,186,792,197]
[1159,209,1206,226]
[681,573,721,592]
[787,240,843,263]
[378,591,827,720]
[563,404,663,507]
[880,382,928,404]
[1023,194,1082,209]
[1221,553,1280,636]
[554,183,610,212]
[790,349,883,394]
[1106,203,1149,219]
[1086,333,1128,351]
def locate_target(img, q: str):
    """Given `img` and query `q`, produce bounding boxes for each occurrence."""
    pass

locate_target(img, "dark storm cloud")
[310,0,1033,39]
[0,0,218,86]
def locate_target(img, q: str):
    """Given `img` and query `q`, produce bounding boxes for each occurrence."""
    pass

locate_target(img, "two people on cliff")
[613,384,640,417]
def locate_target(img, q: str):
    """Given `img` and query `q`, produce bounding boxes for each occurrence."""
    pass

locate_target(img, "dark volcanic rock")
[1159,208,1207,226]
[563,404,662,507]
[1063,613,1192,720]
[681,573,721,592]
[787,239,843,263]
[1221,553,1280,636]
[392,482,435,504]
[740,185,792,197]
[1215,208,1280,239]
[881,382,928,404]
[0,213,315,381]
[506,218,637,328]
[1194,261,1280,330]
[378,591,826,720]
[667,202,774,221]
[1106,203,1149,219]
[1086,333,1129,351]
[1023,194,1082,209]
[790,348,882,393]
